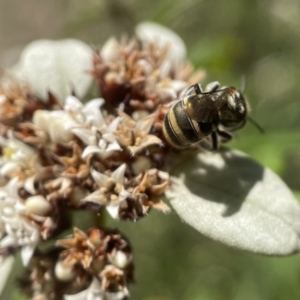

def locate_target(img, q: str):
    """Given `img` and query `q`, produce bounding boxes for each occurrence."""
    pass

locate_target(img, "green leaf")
[167,149,300,255]
[0,256,15,298]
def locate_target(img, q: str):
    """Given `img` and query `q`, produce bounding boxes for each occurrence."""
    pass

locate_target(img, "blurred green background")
[1,0,300,299]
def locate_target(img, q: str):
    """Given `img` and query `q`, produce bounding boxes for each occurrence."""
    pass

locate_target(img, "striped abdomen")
[162,101,215,148]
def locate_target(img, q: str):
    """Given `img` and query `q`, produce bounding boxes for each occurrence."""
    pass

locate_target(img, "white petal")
[104,291,128,300]
[112,164,126,184]
[6,177,20,197]
[25,195,52,216]
[98,139,107,150]
[32,110,51,130]
[64,95,83,111]
[0,162,19,177]
[106,204,120,219]
[105,141,122,152]
[100,38,121,62]
[136,113,156,134]
[91,169,109,187]
[65,277,103,300]
[83,190,102,203]
[102,133,116,144]
[55,261,75,282]
[159,60,172,78]
[33,110,75,143]
[136,22,186,65]
[12,39,93,101]
[21,244,35,266]
[119,188,130,202]
[170,80,188,93]
[24,176,36,194]
[109,251,132,269]
[0,95,6,104]
[48,118,74,143]
[108,116,121,132]
[83,98,104,113]
[0,235,16,248]
[95,151,115,160]
[73,128,93,145]
[167,149,300,256]
[137,59,153,75]
[82,145,101,159]
[82,98,105,127]
[157,87,177,101]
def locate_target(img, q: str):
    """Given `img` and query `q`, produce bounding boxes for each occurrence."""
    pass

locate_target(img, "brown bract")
[56,227,133,295]
[92,38,204,114]
[18,249,91,300]
[14,123,48,145]
[0,78,53,128]
[57,228,95,269]
[100,265,128,295]
[133,168,170,212]
[60,143,90,180]
[115,110,163,156]
[26,214,56,240]
[0,79,29,125]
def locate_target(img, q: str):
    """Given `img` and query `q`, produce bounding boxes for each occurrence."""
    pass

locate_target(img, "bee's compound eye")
[221,120,237,128]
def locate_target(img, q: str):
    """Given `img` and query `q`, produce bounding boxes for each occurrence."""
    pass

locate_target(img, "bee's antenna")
[248,116,265,134]
[239,75,263,134]
[240,75,247,93]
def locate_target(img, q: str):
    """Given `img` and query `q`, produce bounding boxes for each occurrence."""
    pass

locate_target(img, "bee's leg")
[217,129,232,143]
[181,83,203,98]
[199,138,214,151]
[205,81,220,92]
[117,92,131,111]
[193,83,203,95]
[211,131,219,150]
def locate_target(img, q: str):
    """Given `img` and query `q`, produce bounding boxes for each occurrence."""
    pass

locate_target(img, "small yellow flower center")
[98,179,124,204]
[135,137,142,146]
[3,146,15,161]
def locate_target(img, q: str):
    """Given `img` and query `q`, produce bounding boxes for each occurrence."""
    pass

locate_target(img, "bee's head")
[219,87,247,131]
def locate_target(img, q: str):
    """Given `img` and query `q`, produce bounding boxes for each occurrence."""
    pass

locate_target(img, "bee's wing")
[185,92,222,123]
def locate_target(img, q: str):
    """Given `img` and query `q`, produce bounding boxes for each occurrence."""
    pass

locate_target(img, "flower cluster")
[0,28,205,299]
[1,22,300,300]
[19,228,133,300]
[92,37,204,114]
[0,34,204,233]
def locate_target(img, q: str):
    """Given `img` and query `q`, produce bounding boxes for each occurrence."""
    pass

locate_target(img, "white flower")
[115,111,163,156]
[83,164,130,219]
[64,277,103,300]
[12,39,93,102]
[136,22,187,66]
[64,277,126,300]
[0,178,40,265]
[0,130,37,179]
[55,261,76,282]
[33,109,76,144]
[108,250,132,269]
[24,195,52,216]
[74,117,122,160]
[145,77,188,104]
[100,38,121,62]
[64,95,104,128]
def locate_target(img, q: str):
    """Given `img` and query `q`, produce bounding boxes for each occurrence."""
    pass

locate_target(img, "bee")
[162,82,249,150]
